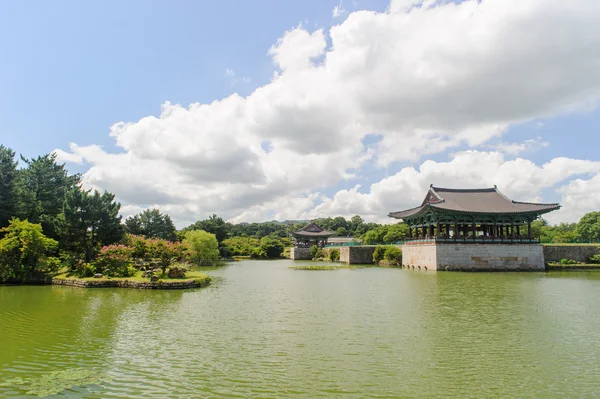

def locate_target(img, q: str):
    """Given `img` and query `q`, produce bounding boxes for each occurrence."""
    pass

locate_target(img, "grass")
[54,267,210,283]
[542,243,600,246]
[546,263,600,270]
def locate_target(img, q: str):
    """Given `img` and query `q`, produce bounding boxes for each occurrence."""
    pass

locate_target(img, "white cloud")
[57,0,600,227]
[224,68,251,86]
[333,1,346,18]
[488,136,549,155]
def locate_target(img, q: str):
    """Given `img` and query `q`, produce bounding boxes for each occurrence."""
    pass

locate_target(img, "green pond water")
[1,260,600,398]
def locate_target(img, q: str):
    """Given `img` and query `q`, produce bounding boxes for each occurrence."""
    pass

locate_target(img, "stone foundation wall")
[290,247,312,260]
[339,246,376,264]
[51,277,210,289]
[402,243,545,271]
[543,245,600,263]
[402,243,437,270]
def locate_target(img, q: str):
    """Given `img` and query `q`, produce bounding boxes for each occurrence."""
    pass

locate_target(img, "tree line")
[1,144,599,281]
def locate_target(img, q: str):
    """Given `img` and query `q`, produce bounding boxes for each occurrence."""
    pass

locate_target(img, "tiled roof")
[292,223,337,237]
[389,186,560,219]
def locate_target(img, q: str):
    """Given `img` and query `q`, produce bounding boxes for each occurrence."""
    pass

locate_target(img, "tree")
[124,209,177,241]
[350,215,364,234]
[383,223,409,244]
[148,239,184,274]
[183,230,219,263]
[577,212,600,242]
[15,153,80,239]
[0,218,58,282]
[259,236,284,258]
[62,187,124,262]
[185,214,229,243]
[0,145,18,230]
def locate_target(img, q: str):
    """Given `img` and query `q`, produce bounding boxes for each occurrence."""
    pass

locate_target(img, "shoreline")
[2,275,211,290]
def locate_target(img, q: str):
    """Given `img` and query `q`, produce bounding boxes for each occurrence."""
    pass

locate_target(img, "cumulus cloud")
[57,0,600,227]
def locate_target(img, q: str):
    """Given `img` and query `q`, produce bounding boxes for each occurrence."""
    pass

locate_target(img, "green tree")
[15,153,80,239]
[577,212,600,242]
[62,187,124,262]
[185,214,229,243]
[0,218,58,282]
[383,246,402,265]
[124,208,177,241]
[0,145,18,229]
[383,223,409,244]
[183,230,219,263]
[259,236,284,258]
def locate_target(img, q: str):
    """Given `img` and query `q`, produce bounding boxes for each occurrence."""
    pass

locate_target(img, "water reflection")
[1,262,600,398]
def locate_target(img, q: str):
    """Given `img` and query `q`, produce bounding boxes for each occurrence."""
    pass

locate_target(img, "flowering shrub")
[124,234,150,261]
[147,239,184,274]
[95,244,134,277]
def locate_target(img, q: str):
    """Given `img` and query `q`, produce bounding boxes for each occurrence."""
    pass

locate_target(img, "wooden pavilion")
[292,223,336,248]
[389,185,560,243]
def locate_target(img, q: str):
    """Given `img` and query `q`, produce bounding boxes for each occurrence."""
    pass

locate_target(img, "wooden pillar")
[429,224,434,237]
[454,221,459,239]
[472,222,477,239]
[510,221,515,239]
[463,224,468,238]
[446,224,450,237]
[492,223,496,237]
[436,221,441,237]
[528,221,532,239]
[516,225,521,237]
[408,226,413,238]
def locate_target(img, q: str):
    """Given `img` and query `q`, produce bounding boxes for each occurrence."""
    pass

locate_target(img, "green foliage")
[184,214,229,243]
[0,218,58,282]
[383,224,408,244]
[0,145,18,229]
[124,208,177,241]
[259,236,284,258]
[329,248,340,261]
[183,230,220,263]
[15,153,80,240]
[309,245,320,258]
[95,244,134,277]
[62,187,124,262]
[0,368,108,397]
[373,246,386,264]
[221,236,260,256]
[589,254,600,264]
[577,212,600,242]
[383,246,402,265]
[147,239,184,274]
[560,258,578,265]
[125,234,150,260]
[75,262,96,278]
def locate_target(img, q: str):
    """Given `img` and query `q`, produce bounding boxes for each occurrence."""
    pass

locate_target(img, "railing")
[405,236,540,244]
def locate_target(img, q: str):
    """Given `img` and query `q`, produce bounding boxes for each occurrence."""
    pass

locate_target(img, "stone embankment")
[543,245,600,263]
[51,277,211,289]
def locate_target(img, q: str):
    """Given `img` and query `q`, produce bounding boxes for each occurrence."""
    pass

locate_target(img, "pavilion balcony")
[405,235,540,244]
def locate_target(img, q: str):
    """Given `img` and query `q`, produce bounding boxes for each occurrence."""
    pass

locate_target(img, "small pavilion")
[389,185,560,242]
[292,223,336,248]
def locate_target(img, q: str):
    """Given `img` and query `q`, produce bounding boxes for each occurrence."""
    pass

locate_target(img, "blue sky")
[1,0,599,226]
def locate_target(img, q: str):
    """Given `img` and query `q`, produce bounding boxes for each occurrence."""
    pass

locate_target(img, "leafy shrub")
[0,218,58,282]
[310,245,320,258]
[383,246,402,265]
[373,246,386,264]
[329,248,340,262]
[95,244,133,277]
[559,258,578,265]
[125,234,150,261]
[148,239,184,274]
[259,236,284,258]
[43,257,62,273]
[589,254,600,264]
[75,262,96,278]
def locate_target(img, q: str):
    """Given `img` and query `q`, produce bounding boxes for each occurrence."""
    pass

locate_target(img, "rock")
[167,267,186,279]
[93,273,103,279]
[150,275,159,283]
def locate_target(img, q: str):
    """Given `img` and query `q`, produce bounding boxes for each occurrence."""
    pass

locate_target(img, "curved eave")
[429,204,561,216]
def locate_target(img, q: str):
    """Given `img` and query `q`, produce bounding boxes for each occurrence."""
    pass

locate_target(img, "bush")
[559,258,578,265]
[383,246,402,265]
[589,254,600,264]
[373,246,386,264]
[148,239,184,274]
[183,230,219,264]
[95,244,133,277]
[329,248,340,262]
[75,262,96,278]
[309,245,320,258]
[259,236,284,258]
[43,257,62,273]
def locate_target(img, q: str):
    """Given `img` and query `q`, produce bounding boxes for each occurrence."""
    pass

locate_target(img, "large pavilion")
[291,223,336,248]
[389,185,560,243]
[389,185,560,271]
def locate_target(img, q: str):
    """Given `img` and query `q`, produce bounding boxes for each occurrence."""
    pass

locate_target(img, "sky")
[1,0,600,228]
